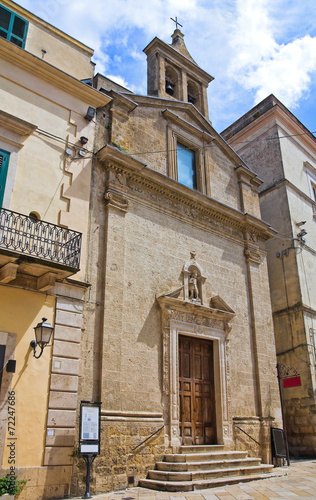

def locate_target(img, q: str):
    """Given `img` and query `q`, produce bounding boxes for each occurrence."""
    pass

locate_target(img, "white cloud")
[17,0,316,130]
[106,75,129,89]
[249,35,316,106]
[227,0,316,108]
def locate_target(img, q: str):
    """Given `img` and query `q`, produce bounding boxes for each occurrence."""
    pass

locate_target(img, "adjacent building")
[222,94,316,457]
[0,1,109,498]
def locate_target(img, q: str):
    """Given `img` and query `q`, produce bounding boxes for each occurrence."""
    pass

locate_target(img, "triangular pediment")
[157,291,235,320]
[162,286,184,299]
[118,92,255,170]
[210,295,235,314]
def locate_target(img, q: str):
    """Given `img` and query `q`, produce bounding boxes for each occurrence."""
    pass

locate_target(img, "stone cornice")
[109,90,138,113]
[260,177,316,207]
[0,110,37,136]
[0,40,111,108]
[162,109,214,142]
[97,145,276,241]
[235,164,263,189]
[225,103,316,156]
[273,303,316,318]
[157,296,235,322]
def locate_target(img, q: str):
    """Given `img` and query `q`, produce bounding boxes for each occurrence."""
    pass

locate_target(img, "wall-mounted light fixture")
[80,136,88,145]
[84,106,95,121]
[30,317,54,359]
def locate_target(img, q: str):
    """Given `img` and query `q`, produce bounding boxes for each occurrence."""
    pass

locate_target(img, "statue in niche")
[183,252,205,305]
[189,270,199,301]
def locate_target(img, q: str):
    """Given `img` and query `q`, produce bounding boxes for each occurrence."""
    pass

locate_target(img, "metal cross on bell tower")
[170,16,183,30]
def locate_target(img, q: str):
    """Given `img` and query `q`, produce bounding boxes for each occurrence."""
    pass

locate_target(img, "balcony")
[0,208,82,290]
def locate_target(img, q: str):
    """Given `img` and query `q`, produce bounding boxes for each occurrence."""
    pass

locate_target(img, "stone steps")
[140,472,282,492]
[180,445,225,453]
[147,464,273,481]
[139,445,280,492]
[156,457,262,471]
[164,451,249,463]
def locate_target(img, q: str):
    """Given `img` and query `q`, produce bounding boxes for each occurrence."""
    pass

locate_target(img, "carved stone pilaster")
[244,231,262,264]
[104,190,129,211]
[244,244,262,264]
[104,169,129,211]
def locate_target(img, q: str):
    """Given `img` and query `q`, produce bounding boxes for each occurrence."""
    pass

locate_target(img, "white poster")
[81,406,99,440]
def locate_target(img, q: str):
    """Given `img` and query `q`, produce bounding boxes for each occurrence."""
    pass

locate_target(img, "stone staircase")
[139,445,282,491]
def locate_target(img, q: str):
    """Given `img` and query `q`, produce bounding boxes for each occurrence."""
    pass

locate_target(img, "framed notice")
[79,401,101,455]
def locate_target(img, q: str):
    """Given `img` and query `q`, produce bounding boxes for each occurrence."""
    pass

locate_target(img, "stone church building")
[75,30,283,493]
[0,0,283,496]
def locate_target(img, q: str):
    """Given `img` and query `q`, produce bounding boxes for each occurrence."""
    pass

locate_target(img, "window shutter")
[0,150,10,207]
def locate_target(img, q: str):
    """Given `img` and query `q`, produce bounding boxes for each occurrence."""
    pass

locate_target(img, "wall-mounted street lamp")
[30,317,54,359]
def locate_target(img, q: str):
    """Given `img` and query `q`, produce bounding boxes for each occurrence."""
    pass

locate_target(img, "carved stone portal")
[157,253,236,449]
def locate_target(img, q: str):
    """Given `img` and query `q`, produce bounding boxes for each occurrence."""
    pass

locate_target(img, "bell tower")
[143,29,214,119]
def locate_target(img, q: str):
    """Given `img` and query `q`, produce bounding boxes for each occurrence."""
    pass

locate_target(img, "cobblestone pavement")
[62,460,316,500]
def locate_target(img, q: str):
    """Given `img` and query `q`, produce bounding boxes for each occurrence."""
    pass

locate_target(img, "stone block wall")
[285,398,316,457]
[71,420,167,495]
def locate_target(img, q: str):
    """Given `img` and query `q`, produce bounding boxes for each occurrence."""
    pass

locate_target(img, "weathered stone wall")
[101,99,243,214]
[75,91,282,494]
[284,397,316,457]
[72,421,167,495]
[227,123,284,193]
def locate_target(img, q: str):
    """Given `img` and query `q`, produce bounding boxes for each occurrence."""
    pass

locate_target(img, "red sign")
[283,376,301,388]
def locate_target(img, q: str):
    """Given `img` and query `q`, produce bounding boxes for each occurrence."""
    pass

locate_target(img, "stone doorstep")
[147,464,274,481]
[139,471,285,492]
[180,445,225,453]
[156,458,262,471]
[164,451,249,462]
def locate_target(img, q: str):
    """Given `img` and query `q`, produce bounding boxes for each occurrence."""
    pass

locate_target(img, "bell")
[188,94,196,104]
[165,81,174,96]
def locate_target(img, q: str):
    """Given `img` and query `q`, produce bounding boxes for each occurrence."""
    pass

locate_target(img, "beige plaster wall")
[279,134,316,195]
[287,189,316,308]
[0,57,97,281]
[1,0,94,80]
[0,285,55,468]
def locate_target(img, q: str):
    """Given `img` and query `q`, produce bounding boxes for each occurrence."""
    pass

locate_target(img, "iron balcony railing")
[0,208,82,269]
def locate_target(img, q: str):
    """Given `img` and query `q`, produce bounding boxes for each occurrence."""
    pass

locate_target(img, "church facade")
[74,31,283,494]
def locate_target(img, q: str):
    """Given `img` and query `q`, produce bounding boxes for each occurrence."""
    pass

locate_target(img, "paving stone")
[53,460,316,500]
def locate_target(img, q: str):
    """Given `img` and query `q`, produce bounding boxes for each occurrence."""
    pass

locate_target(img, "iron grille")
[0,208,81,269]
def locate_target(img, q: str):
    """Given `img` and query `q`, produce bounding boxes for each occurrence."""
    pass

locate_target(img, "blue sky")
[17,0,316,133]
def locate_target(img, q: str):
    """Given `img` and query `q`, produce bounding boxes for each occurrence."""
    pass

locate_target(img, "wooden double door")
[179,335,217,445]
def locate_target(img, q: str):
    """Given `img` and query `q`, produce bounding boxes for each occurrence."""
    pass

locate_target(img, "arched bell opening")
[187,80,200,109]
[165,65,179,99]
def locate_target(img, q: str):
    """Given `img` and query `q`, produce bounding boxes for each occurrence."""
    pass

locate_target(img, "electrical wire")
[34,125,316,161]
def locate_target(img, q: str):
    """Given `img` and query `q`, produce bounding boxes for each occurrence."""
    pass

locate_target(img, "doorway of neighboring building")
[179,335,217,445]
